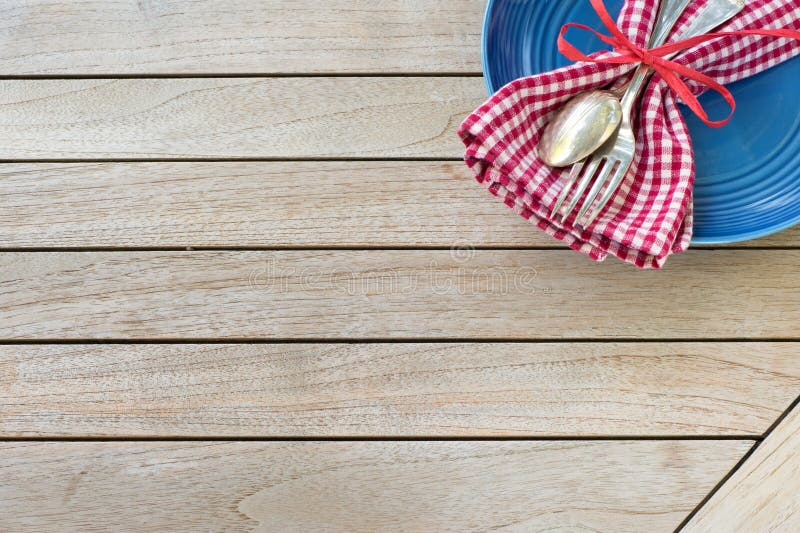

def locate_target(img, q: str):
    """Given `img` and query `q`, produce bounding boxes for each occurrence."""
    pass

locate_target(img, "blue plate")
[483,0,800,244]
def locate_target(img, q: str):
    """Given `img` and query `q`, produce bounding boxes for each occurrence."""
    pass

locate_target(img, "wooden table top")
[0,1,797,531]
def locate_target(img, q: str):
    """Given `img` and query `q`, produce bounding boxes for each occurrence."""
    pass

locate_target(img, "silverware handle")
[620,0,745,111]
[620,0,692,111]
[648,0,693,47]
[665,0,745,59]
[619,66,657,111]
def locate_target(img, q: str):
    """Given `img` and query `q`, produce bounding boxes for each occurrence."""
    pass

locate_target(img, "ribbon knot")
[637,49,657,64]
[558,0,800,127]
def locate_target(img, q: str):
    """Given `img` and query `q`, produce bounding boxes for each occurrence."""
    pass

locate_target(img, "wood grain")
[0,1,482,75]
[0,78,483,159]
[2,250,799,340]
[3,161,799,249]
[685,402,800,532]
[0,161,531,248]
[0,440,750,532]
[1,343,798,437]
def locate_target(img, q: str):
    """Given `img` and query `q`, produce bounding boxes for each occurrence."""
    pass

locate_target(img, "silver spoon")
[537,0,692,168]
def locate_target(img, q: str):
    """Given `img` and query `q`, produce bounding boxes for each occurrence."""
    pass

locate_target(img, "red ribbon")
[558,0,800,127]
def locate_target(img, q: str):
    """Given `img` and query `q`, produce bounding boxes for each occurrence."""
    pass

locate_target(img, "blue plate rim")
[480,0,800,245]
[482,0,498,96]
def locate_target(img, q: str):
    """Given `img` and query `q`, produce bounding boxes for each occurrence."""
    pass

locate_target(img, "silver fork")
[552,0,745,227]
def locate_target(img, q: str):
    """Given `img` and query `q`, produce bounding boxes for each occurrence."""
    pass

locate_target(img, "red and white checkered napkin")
[459,0,800,268]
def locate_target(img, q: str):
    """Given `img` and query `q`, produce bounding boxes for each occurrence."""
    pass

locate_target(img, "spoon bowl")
[537,90,622,167]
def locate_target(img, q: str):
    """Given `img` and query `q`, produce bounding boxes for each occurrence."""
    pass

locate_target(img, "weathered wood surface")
[1,250,799,340]
[2,342,797,437]
[0,1,483,75]
[3,161,799,248]
[0,2,798,528]
[0,440,750,532]
[685,402,800,532]
[0,78,484,159]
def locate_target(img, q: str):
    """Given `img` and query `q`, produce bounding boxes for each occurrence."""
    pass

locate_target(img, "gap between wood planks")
[0,436,762,442]
[1,246,798,252]
[0,157,464,162]
[675,392,800,532]
[2,338,800,344]
[0,73,485,80]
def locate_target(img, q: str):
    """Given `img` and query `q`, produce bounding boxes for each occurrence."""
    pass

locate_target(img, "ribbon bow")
[558,0,800,127]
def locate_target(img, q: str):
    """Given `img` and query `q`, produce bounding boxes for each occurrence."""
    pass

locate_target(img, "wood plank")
[1,250,799,340]
[684,402,800,532]
[3,161,799,248]
[0,1,483,75]
[0,78,483,159]
[1,343,798,437]
[0,161,527,248]
[0,440,751,532]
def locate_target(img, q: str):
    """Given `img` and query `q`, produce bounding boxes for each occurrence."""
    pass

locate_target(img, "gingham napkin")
[459,0,800,268]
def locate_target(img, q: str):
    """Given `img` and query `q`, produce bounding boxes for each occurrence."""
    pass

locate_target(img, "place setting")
[460,0,800,267]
